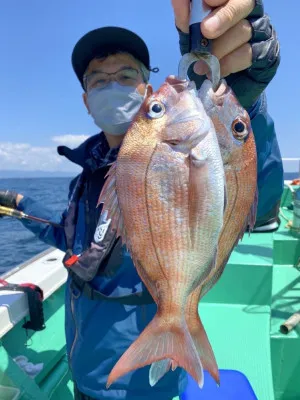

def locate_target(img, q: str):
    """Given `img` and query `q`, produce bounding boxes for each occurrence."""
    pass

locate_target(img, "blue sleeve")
[17,197,68,252]
[16,175,80,252]
[247,93,284,219]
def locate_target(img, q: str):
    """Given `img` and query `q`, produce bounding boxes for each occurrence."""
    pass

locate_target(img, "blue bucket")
[180,370,258,399]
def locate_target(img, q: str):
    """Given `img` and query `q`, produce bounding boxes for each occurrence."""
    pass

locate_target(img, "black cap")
[71,26,152,89]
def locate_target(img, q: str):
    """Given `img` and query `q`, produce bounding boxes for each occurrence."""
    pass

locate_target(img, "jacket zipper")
[69,282,80,363]
[84,181,91,249]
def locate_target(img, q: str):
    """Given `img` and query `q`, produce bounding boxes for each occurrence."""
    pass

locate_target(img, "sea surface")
[0,177,73,274]
[0,172,299,275]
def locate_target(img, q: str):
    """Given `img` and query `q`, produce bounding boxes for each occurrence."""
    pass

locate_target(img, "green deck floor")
[201,303,273,400]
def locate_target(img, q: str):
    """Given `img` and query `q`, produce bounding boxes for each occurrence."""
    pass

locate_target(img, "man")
[0,0,283,398]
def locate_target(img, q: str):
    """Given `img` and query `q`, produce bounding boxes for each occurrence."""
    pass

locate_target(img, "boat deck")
[0,185,299,399]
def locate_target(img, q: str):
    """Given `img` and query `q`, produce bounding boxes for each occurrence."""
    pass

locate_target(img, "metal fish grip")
[178,0,220,91]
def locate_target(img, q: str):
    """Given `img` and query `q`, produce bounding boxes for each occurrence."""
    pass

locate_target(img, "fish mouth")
[198,79,229,112]
[165,85,211,145]
[166,86,208,128]
[157,76,212,151]
[163,123,210,153]
[167,110,205,125]
[165,111,210,152]
[165,75,196,94]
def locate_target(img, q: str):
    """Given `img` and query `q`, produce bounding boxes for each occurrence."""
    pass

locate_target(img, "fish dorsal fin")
[97,162,127,245]
[188,150,208,246]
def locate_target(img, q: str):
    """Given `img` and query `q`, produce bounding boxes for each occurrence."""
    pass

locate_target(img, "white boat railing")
[282,157,300,178]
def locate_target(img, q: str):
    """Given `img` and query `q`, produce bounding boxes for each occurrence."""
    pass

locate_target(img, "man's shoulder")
[57,132,103,168]
[66,133,110,198]
[78,133,103,154]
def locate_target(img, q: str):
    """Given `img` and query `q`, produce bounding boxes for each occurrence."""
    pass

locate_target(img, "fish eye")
[147,101,165,119]
[231,118,248,141]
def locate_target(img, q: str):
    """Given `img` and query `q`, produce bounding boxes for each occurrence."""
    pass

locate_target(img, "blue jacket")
[17,91,283,400]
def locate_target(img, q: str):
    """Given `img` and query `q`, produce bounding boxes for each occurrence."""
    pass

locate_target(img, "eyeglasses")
[83,67,141,91]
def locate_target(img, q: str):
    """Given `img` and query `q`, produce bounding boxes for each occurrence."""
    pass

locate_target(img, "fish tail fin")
[190,312,220,385]
[106,312,204,389]
[149,359,173,387]
[171,360,178,370]
[149,357,180,386]
[149,312,219,387]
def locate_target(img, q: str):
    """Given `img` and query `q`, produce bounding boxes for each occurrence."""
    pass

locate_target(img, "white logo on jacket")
[94,210,111,243]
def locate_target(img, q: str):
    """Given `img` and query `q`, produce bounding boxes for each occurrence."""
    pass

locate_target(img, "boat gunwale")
[0,247,56,280]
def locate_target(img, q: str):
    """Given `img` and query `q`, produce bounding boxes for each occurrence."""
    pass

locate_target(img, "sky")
[0,0,299,174]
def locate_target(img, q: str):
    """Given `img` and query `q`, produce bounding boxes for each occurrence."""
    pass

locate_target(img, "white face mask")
[87,82,148,135]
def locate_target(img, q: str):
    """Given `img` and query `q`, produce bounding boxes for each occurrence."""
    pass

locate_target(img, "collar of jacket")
[56,132,120,173]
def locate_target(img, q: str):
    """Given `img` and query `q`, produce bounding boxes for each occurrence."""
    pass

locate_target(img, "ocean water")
[0,177,73,274]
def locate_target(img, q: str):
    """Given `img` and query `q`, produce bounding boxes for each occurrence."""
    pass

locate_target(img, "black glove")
[0,190,18,211]
[177,0,280,110]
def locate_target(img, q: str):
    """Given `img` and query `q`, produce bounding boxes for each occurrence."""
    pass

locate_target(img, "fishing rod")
[0,205,63,229]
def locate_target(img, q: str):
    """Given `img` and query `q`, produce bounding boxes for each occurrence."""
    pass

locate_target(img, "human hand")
[172,0,280,109]
[0,191,22,217]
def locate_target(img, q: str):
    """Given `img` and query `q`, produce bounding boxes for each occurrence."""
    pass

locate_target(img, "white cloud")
[0,135,90,172]
[51,134,90,148]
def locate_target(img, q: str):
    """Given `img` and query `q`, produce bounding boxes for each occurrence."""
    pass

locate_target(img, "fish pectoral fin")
[210,249,218,272]
[188,151,208,244]
[234,185,258,244]
[106,312,204,389]
[190,150,207,168]
[97,162,127,244]
[224,182,228,214]
[248,187,258,232]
